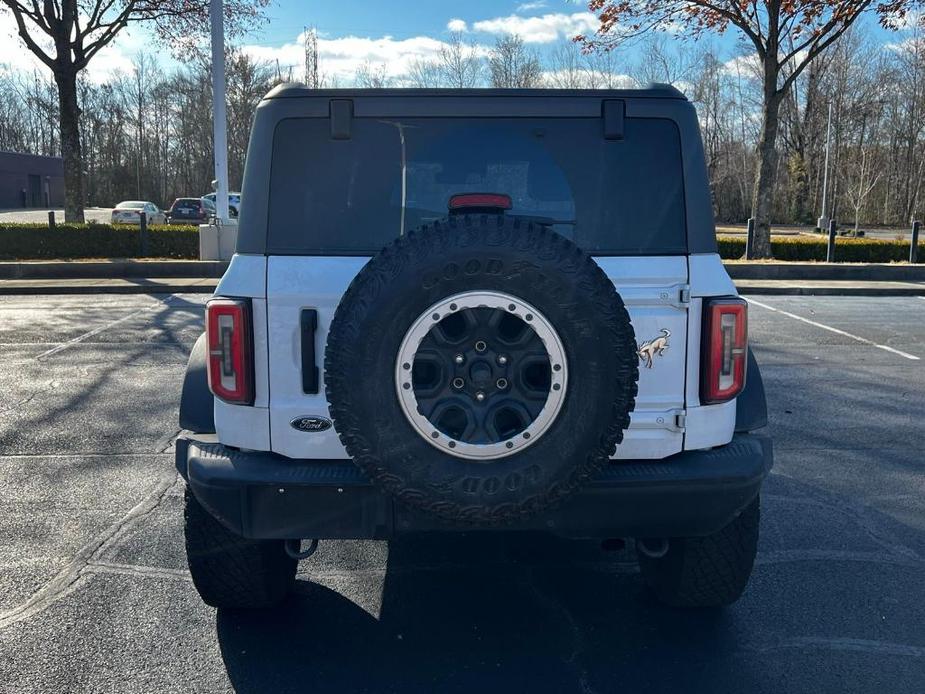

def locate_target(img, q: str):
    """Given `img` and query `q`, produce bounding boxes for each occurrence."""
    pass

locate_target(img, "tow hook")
[636,537,670,559]
[284,538,319,560]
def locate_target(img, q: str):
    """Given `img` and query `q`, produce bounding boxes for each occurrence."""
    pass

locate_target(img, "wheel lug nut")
[475,391,486,402]
[497,355,508,365]
[452,377,465,389]
[475,340,487,352]
[496,378,508,390]
[454,354,464,364]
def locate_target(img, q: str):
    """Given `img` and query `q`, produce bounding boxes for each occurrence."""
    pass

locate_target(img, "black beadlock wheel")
[325,214,639,524]
[184,487,297,609]
[637,496,760,608]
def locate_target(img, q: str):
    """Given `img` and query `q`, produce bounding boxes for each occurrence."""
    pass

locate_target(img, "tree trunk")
[54,69,85,223]
[750,90,783,258]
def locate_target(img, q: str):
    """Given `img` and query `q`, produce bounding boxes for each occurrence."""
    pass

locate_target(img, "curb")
[3,259,925,282]
[0,284,218,295]
[2,281,923,296]
[0,260,229,280]
[724,262,925,281]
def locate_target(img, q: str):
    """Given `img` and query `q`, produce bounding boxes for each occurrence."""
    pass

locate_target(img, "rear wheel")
[637,496,759,608]
[184,487,296,609]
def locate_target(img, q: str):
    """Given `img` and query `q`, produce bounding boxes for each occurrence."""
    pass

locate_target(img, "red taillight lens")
[206,298,254,404]
[448,193,513,211]
[701,298,747,405]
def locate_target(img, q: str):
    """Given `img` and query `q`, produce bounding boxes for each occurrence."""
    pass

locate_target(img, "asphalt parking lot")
[1,293,923,693]
[0,208,115,225]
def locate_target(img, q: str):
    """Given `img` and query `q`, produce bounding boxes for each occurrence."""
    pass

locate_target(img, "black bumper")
[177,433,772,540]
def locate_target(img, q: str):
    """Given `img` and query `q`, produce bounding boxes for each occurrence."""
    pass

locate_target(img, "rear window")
[267,117,686,255]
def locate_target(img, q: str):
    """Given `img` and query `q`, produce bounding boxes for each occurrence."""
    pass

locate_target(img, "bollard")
[911,221,920,264]
[826,219,837,262]
[745,217,756,260]
[139,212,148,256]
[48,210,55,230]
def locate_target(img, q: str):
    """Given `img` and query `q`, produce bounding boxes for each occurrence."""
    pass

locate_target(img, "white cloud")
[517,1,548,11]
[722,52,761,78]
[447,18,468,33]
[243,32,460,84]
[472,12,598,44]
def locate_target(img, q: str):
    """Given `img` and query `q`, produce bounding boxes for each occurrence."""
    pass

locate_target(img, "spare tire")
[325,214,638,524]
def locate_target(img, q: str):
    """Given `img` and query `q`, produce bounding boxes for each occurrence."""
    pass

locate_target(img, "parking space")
[0,293,923,693]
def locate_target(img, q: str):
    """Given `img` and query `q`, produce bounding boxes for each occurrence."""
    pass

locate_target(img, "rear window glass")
[267,117,686,255]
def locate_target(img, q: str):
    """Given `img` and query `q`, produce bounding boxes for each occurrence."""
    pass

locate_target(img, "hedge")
[1,223,922,263]
[0,223,199,260]
[717,235,925,262]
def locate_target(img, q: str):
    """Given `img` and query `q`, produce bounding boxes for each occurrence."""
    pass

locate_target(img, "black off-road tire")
[325,214,638,524]
[638,496,760,608]
[184,487,297,609]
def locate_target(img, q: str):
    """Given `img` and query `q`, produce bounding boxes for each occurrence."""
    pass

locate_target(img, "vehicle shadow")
[216,533,743,694]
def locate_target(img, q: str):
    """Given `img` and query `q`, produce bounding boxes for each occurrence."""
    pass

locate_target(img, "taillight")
[701,298,747,404]
[206,298,254,404]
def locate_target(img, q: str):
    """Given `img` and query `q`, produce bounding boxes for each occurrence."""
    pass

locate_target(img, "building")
[0,151,65,209]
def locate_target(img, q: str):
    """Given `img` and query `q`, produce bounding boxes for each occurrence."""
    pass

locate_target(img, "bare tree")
[355,60,391,88]
[406,57,444,87]
[581,0,915,257]
[0,0,268,221]
[440,32,483,87]
[488,35,542,88]
[544,39,590,88]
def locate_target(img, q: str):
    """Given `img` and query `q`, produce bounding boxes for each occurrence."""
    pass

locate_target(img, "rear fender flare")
[179,332,215,434]
[735,348,768,432]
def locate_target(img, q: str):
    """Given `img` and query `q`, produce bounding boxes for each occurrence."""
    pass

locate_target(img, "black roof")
[263,83,687,101]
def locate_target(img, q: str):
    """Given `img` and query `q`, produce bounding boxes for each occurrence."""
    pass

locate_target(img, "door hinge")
[672,284,691,308]
[671,409,687,432]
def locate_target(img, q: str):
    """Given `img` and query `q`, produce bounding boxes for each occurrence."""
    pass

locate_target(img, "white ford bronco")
[177,85,772,610]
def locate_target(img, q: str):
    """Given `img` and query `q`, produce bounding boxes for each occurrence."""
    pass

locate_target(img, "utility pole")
[817,101,833,232]
[210,0,230,222]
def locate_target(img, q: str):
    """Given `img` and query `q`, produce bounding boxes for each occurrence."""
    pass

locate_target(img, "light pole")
[817,101,833,231]
[210,0,230,223]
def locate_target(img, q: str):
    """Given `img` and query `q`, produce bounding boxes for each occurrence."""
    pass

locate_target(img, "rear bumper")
[177,433,772,540]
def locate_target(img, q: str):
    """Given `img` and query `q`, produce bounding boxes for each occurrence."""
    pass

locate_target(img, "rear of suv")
[167,197,215,224]
[176,85,771,610]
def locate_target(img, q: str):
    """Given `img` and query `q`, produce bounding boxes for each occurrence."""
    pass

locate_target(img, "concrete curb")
[2,279,924,296]
[0,260,228,280]
[3,259,925,282]
[724,262,925,281]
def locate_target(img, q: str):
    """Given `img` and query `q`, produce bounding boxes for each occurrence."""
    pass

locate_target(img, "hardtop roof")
[262,83,687,101]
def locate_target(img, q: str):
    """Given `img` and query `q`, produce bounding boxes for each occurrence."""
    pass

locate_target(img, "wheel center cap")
[469,360,493,388]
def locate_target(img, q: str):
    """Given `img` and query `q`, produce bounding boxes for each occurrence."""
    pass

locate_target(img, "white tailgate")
[595,257,688,459]
[267,255,688,460]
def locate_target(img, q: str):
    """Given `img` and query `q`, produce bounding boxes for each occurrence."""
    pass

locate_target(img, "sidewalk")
[2,277,924,296]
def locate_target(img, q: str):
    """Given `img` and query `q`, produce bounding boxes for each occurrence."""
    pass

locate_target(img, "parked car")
[110,200,166,225]
[166,197,215,225]
[177,85,771,611]
[203,192,241,217]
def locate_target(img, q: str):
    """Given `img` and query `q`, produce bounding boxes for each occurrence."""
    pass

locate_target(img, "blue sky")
[0,1,914,86]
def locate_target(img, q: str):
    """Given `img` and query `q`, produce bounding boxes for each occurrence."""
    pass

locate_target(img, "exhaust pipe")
[636,537,670,559]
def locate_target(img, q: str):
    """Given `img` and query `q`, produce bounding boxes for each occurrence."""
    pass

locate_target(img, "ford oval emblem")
[290,416,332,433]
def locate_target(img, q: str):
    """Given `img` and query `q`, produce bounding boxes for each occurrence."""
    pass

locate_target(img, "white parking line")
[746,298,920,361]
[34,296,173,360]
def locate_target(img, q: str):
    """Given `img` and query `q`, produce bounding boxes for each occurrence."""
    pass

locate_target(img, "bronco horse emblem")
[637,329,670,369]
